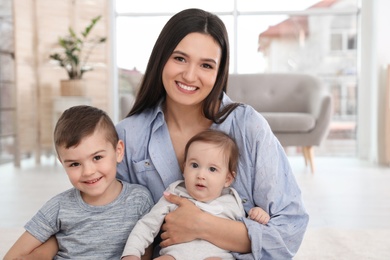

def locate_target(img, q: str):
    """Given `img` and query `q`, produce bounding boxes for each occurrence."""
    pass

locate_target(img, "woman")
[116,8,309,259]
[20,8,308,260]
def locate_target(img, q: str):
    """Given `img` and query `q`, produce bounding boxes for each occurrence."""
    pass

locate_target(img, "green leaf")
[49,15,106,79]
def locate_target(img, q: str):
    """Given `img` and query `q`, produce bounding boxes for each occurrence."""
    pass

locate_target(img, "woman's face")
[162,32,222,107]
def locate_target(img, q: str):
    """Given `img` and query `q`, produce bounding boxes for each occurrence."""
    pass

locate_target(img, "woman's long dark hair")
[127,8,239,123]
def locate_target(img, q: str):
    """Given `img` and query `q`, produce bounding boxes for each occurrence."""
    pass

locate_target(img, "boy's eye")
[209,167,217,172]
[69,162,80,167]
[94,155,103,161]
[190,162,199,168]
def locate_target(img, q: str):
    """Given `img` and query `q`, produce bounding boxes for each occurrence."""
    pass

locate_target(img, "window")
[114,0,359,156]
[331,33,343,51]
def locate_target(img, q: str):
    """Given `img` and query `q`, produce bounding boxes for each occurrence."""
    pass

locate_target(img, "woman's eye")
[209,167,217,172]
[190,162,199,168]
[202,63,213,69]
[174,56,185,62]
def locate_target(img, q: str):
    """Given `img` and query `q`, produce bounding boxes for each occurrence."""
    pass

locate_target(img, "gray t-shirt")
[25,180,153,260]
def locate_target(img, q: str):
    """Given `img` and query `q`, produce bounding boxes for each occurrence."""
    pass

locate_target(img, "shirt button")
[145,161,150,166]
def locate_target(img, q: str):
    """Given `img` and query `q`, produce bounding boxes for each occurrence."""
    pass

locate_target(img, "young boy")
[122,129,270,260]
[4,105,154,260]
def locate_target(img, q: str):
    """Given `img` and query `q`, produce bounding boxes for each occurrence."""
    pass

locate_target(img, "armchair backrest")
[227,73,324,114]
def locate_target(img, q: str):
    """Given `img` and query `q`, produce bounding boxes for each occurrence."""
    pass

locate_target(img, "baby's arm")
[122,244,153,260]
[141,244,153,260]
[4,231,43,260]
[248,207,270,224]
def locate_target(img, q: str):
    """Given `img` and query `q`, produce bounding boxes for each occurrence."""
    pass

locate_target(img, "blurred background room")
[1,0,390,259]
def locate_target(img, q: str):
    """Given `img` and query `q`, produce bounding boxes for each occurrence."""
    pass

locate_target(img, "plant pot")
[60,79,87,96]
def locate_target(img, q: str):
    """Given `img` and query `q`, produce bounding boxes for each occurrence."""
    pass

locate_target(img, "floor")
[1,155,390,258]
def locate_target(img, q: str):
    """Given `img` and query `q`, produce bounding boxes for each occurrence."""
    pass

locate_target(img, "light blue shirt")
[116,93,309,260]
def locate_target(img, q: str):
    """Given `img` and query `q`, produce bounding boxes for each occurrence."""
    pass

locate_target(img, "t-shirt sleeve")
[137,185,154,217]
[24,195,61,243]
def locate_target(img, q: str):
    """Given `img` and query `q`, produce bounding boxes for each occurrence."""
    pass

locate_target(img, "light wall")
[13,0,111,163]
[358,0,390,165]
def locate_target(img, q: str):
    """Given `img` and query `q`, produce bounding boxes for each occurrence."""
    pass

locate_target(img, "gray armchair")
[227,73,332,173]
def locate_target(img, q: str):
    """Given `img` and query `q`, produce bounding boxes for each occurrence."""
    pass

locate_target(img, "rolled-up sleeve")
[223,101,309,259]
[232,142,309,259]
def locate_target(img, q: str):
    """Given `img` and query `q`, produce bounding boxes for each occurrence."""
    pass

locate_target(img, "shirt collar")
[149,98,166,132]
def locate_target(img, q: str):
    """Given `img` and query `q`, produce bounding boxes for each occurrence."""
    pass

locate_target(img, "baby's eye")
[209,167,217,172]
[93,155,103,161]
[190,162,199,168]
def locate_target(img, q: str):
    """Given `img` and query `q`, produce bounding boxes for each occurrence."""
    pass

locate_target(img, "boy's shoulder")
[121,180,149,192]
[120,180,153,205]
[30,187,78,219]
[47,187,78,204]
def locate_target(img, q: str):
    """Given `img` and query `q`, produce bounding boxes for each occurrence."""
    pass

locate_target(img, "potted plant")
[49,15,106,96]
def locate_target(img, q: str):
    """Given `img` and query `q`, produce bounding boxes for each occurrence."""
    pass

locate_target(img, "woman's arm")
[160,193,251,253]
[4,232,57,260]
[25,236,58,260]
[4,231,41,260]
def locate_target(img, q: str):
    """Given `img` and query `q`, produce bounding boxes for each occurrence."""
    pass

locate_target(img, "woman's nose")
[182,64,197,82]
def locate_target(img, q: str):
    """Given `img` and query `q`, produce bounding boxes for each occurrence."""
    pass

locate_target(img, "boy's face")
[57,129,124,205]
[183,141,233,203]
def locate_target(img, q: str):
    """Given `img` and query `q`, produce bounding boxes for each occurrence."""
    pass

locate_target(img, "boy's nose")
[82,162,95,176]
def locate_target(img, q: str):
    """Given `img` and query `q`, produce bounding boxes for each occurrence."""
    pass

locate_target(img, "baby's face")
[183,141,233,202]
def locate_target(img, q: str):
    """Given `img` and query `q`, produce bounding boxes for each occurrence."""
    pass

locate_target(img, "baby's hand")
[122,256,140,260]
[248,207,270,224]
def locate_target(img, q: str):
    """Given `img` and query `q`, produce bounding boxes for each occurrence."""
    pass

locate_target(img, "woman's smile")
[177,81,198,92]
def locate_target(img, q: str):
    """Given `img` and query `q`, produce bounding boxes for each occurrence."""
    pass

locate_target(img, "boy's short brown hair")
[54,105,118,153]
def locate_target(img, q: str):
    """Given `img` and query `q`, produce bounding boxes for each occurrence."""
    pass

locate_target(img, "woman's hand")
[160,191,251,253]
[159,192,203,248]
